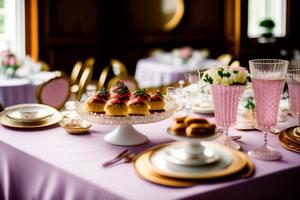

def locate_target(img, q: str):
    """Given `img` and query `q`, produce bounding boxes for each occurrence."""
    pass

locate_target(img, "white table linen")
[135,57,222,88]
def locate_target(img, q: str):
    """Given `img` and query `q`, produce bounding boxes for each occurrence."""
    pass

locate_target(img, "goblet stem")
[221,126,240,150]
[263,131,268,147]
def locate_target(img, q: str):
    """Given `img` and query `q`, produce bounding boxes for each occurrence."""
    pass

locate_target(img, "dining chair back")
[107,75,138,91]
[98,59,131,89]
[36,76,70,110]
[39,61,50,71]
[148,48,164,57]
[77,67,93,100]
[83,57,96,72]
[70,61,83,85]
[217,54,232,66]
[230,60,240,67]
[111,59,128,75]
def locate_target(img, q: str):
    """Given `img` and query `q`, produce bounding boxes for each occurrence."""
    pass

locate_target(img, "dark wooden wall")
[38,0,300,77]
[38,0,225,78]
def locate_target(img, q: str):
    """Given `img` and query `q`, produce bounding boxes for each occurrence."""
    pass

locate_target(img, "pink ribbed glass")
[288,83,300,122]
[211,84,244,149]
[252,79,285,131]
[248,59,288,161]
[287,68,300,125]
[212,84,244,127]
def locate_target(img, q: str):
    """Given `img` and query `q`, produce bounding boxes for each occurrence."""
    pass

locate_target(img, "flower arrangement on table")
[201,65,250,149]
[202,66,250,86]
[0,49,20,78]
[172,46,193,64]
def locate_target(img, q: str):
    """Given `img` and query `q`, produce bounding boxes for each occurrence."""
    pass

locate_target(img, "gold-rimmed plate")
[6,105,53,123]
[141,142,247,180]
[0,104,62,128]
[278,130,300,154]
[283,126,300,145]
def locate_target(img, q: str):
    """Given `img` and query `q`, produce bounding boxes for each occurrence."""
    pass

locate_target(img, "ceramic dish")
[191,105,214,114]
[59,117,92,135]
[134,149,195,187]
[6,105,53,123]
[148,142,247,179]
[234,121,256,131]
[0,104,62,128]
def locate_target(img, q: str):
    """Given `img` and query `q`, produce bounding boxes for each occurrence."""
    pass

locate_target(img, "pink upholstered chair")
[36,76,70,110]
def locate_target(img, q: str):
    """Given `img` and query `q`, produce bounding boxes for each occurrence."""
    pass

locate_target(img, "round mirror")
[128,0,184,32]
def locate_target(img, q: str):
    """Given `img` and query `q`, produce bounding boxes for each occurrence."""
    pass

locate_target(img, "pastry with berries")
[85,88,109,113]
[110,80,131,102]
[104,98,128,116]
[148,90,165,112]
[131,88,150,101]
[127,97,150,116]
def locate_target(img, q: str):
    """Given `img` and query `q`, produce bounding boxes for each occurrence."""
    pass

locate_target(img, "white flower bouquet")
[202,66,250,86]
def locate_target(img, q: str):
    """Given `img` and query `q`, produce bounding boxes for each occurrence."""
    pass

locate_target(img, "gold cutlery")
[102,149,131,168]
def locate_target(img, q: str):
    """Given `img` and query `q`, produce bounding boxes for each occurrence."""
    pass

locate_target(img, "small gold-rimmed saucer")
[6,105,53,123]
[59,118,92,135]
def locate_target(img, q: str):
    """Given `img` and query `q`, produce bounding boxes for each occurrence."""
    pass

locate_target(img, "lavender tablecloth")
[0,116,300,200]
[0,79,37,107]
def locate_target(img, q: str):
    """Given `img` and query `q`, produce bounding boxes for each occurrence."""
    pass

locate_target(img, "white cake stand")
[77,100,177,146]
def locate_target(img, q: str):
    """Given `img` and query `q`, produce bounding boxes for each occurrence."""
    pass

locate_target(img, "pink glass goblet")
[287,68,300,132]
[248,59,288,161]
[211,84,244,150]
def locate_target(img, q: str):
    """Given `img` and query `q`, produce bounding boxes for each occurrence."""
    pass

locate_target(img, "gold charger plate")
[134,143,247,180]
[278,130,300,154]
[283,126,300,145]
[133,143,253,187]
[147,142,247,179]
[0,104,62,128]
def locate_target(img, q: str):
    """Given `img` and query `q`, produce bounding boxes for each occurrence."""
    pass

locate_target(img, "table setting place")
[1,59,300,189]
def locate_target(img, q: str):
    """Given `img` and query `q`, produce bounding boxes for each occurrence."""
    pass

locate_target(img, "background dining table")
[0,72,57,107]
[0,113,299,200]
[135,56,222,88]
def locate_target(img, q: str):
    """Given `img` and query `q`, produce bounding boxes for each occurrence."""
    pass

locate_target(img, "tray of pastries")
[77,80,177,125]
[168,115,221,141]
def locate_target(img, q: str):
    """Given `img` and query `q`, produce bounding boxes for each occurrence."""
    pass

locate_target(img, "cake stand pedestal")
[104,125,149,146]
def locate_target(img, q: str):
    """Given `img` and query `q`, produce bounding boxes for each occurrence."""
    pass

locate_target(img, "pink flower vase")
[211,84,244,148]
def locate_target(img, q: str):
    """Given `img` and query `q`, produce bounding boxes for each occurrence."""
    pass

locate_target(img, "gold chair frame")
[230,60,240,67]
[70,61,83,85]
[217,54,232,66]
[77,67,93,100]
[98,59,138,90]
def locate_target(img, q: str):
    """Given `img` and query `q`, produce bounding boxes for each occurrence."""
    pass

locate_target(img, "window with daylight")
[0,0,25,58]
[248,0,287,38]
